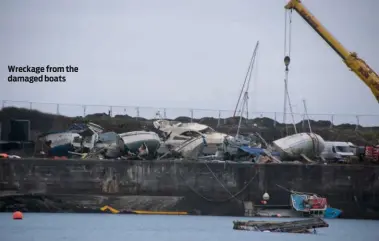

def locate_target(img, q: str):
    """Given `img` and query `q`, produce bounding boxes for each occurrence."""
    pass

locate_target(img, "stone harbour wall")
[0,158,378,218]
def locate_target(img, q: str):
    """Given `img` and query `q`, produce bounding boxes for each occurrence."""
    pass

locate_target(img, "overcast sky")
[1,0,378,125]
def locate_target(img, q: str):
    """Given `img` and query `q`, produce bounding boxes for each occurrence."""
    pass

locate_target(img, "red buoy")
[13,211,23,220]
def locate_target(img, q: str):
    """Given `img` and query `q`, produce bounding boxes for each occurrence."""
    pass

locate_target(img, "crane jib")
[295,9,346,60]
[288,0,379,100]
[358,67,370,79]
[298,9,318,29]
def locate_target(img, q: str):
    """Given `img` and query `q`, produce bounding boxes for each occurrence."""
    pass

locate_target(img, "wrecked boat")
[272,132,325,160]
[233,218,329,234]
[222,134,262,159]
[291,193,342,219]
[291,193,327,217]
[158,133,209,160]
[39,132,80,149]
[38,122,104,157]
[119,131,161,157]
[85,132,125,159]
[172,135,208,159]
[154,119,226,155]
[227,146,281,163]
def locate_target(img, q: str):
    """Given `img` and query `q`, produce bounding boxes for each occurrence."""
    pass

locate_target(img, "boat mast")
[302,99,312,133]
[236,41,259,136]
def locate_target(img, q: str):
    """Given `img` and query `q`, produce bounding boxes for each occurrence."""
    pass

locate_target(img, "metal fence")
[1,100,379,127]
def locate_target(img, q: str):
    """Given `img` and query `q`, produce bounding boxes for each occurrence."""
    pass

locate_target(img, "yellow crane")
[284,0,379,102]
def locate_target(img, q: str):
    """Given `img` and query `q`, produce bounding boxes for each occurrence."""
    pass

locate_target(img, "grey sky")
[1,0,378,125]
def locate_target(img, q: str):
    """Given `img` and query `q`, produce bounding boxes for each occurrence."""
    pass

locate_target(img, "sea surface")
[1,213,379,241]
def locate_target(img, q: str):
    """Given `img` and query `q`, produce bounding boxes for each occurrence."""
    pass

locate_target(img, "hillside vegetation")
[1,107,379,145]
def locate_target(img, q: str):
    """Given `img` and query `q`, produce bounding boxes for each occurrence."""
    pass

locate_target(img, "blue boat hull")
[324,207,342,218]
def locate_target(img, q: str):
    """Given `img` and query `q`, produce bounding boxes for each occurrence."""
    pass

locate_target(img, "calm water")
[1,213,379,241]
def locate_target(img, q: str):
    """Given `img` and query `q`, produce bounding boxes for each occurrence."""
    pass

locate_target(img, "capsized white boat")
[40,132,80,148]
[39,122,104,149]
[272,132,325,160]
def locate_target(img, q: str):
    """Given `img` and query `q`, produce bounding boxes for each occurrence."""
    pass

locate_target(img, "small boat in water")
[290,193,342,219]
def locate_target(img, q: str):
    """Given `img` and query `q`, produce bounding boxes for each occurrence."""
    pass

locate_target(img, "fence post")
[163,108,167,119]
[330,115,334,129]
[217,110,221,127]
[83,105,86,117]
[109,106,112,117]
[135,107,140,120]
[273,112,277,127]
[2,100,5,109]
[190,109,193,123]
[56,104,60,115]
[355,115,360,131]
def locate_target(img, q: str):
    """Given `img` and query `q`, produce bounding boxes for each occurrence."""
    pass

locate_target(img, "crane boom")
[285,0,379,102]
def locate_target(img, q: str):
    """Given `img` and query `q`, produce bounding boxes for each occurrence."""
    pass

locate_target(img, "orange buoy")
[13,211,23,220]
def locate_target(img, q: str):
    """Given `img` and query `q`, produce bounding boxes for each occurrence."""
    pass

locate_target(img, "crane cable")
[284,9,293,59]
[283,9,298,134]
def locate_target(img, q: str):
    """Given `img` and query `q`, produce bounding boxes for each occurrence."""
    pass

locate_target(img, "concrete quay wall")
[0,158,378,218]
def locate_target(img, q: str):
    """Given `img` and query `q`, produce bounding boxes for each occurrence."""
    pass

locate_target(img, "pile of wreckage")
[35,117,359,163]
[9,41,359,163]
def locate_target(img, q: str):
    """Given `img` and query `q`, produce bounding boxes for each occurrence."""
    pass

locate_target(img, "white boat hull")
[41,132,80,148]
[158,132,226,155]
[272,132,325,160]
[175,136,206,159]
[119,131,161,153]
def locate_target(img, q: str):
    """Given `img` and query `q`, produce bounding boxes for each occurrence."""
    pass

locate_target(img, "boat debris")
[233,218,329,234]
[153,119,227,156]
[272,132,325,160]
[0,112,365,164]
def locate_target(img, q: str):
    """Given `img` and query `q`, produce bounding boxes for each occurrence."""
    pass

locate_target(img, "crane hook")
[284,55,291,71]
